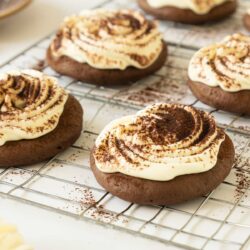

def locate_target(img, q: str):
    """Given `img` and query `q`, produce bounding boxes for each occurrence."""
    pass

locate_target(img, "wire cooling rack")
[0,0,249,249]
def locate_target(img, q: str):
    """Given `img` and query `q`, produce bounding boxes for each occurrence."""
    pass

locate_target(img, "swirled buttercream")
[0,69,68,146]
[147,0,232,14]
[0,218,32,250]
[50,9,163,70]
[188,33,250,92]
[93,103,225,181]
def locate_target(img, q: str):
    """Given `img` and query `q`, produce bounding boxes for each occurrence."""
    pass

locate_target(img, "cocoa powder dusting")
[234,168,249,202]
[117,79,189,106]
[89,204,128,224]
[32,60,46,71]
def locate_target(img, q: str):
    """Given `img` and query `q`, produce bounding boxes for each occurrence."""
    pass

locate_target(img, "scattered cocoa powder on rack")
[32,60,46,71]
[234,168,249,202]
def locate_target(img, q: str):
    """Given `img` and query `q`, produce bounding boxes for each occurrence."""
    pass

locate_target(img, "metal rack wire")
[0,0,249,249]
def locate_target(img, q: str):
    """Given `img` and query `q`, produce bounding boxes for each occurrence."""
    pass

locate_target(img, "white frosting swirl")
[50,9,163,70]
[0,69,68,146]
[0,219,32,250]
[147,0,232,14]
[94,103,225,181]
[188,33,250,92]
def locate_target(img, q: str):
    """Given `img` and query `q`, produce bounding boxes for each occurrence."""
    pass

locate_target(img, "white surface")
[0,0,178,249]
[0,198,176,250]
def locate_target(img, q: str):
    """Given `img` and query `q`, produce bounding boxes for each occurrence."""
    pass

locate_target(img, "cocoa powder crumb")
[89,204,128,224]
[234,168,249,202]
[32,60,46,71]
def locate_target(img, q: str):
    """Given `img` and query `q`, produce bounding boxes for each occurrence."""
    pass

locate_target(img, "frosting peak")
[93,104,225,181]
[50,9,163,70]
[147,0,232,14]
[0,70,68,146]
[188,33,250,92]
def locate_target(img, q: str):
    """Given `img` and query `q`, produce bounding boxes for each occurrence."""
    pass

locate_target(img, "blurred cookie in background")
[47,9,167,85]
[244,9,250,31]
[138,0,237,24]
[188,33,250,115]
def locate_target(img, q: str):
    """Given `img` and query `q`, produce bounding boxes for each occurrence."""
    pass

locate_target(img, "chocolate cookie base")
[46,42,167,86]
[243,14,250,31]
[138,0,237,24]
[90,134,234,205]
[188,79,250,115]
[0,95,83,167]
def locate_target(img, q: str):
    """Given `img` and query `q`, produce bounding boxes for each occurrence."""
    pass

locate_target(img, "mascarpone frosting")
[50,9,163,70]
[147,0,232,14]
[188,33,250,92]
[0,69,68,146]
[93,103,225,181]
[0,219,32,250]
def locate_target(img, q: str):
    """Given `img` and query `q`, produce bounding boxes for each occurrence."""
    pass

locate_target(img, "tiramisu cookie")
[47,9,167,85]
[188,33,250,115]
[138,0,237,24]
[0,69,83,167]
[90,103,234,205]
[243,10,250,31]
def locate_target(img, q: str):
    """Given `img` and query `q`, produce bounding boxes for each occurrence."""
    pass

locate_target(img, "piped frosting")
[189,33,250,92]
[147,0,232,15]
[0,69,68,146]
[50,9,163,70]
[93,103,225,181]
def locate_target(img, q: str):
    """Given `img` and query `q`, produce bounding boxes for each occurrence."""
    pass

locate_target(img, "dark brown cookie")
[90,134,234,205]
[46,42,167,86]
[188,79,250,115]
[138,0,237,24]
[244,13,250,31]
[0,95,83,167]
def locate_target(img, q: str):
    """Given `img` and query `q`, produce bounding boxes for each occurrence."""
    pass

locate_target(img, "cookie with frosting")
[138,0,237,24]
[243,9,250,31]
[0,69,83,167]
[188,33,250,115]
[47,9,167,85]
[90,103,234,205]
